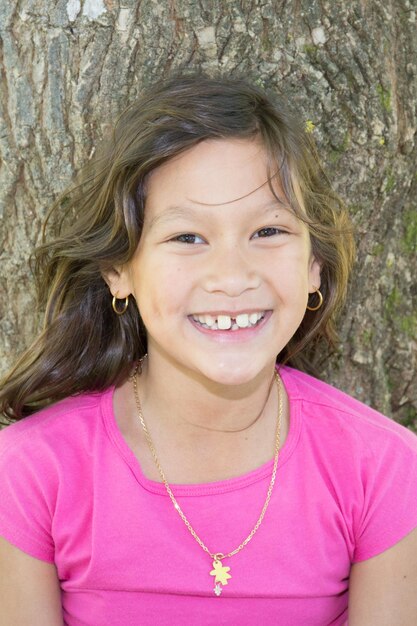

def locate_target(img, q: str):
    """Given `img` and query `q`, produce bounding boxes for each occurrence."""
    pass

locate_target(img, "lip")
[190,309,266,317]
[188,310,272,342]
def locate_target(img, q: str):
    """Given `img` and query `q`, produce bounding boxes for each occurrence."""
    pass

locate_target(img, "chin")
[195,359,271,388]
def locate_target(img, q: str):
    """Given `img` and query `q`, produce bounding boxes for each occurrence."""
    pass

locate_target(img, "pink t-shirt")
[1,366,417,625]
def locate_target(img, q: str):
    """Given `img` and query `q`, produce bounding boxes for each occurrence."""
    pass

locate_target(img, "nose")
[202,241,261,297]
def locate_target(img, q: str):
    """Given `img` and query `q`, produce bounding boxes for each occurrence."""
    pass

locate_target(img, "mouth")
[190,311,267,331]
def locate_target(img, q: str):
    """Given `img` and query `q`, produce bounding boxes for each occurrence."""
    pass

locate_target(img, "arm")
[0,536,64,626]
[348,526,417,626]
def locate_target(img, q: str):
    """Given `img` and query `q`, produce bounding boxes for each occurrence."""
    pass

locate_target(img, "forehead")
[144,137,285,216]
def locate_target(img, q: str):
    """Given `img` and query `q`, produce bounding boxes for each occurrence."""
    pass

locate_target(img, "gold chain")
[131,362,283,562]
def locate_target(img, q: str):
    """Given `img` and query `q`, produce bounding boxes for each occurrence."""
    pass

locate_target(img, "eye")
[252,227,287,238]
[171,233,205,244]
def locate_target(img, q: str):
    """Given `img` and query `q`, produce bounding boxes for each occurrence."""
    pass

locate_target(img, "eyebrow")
[146,200,290,231]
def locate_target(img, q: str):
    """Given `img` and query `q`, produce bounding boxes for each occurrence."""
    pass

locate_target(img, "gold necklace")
[131,363,283,596]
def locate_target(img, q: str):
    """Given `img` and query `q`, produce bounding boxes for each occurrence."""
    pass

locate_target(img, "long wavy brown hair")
[0,72,355,422]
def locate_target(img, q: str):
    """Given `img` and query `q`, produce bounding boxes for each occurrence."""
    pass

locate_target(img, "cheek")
[271,249,312,292]
[134,261,189,320]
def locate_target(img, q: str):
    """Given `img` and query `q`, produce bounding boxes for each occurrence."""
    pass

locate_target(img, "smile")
[190,311,266,331]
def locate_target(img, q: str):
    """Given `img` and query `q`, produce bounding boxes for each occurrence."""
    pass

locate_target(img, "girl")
[1,74,416,626]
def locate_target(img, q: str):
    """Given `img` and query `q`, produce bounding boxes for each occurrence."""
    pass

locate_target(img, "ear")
[308,255,322,293]
[101,264,132,299]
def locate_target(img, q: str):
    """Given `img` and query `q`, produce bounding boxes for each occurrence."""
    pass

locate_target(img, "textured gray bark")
[0,0,416,427]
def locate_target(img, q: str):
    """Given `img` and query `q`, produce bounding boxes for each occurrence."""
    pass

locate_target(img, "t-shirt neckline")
[101,366,302,496]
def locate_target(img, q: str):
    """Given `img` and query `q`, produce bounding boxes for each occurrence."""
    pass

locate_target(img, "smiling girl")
[1,75,417,626]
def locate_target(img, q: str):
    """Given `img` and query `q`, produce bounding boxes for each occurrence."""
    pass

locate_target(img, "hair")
[0,71,355,422]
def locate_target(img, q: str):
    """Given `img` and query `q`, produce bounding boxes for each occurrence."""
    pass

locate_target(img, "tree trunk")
[0,0,416,427]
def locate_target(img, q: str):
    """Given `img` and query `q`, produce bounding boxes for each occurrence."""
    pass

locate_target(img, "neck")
[136,349,278,436]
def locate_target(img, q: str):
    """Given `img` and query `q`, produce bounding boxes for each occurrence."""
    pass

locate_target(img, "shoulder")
[0,390,113,563]
[0,388,114,463]
[280,366,417,455]
[281,367,417,563]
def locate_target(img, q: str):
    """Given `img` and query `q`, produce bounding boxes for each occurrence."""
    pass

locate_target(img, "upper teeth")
[192,312,265,330]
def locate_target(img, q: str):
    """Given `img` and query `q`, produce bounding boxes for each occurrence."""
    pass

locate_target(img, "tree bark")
[0,0,416,427]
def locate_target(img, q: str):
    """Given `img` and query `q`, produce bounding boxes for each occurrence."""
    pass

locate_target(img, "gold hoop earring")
[306,288,323,311]
[112,295,129,315]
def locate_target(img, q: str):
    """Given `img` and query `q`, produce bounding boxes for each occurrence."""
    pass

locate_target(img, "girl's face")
[117,137,321,386]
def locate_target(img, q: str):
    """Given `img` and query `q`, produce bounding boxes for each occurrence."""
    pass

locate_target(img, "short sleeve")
[352,424,417,563]
[0,425,56,563]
